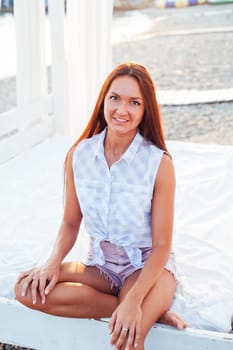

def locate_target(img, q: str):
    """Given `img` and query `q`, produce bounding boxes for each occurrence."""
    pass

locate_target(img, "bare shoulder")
[159,153,175,176]
[63,146,82,225]
[67,147,75,163]
[155,153,175,189]
[65,147,76,175]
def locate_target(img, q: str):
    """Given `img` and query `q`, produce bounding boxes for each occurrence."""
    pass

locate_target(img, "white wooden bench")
[0,298,232,350]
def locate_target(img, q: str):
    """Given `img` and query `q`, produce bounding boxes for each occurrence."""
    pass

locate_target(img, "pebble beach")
[113,3,233,145]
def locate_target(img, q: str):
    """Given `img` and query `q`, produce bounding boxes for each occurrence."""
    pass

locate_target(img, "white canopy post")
[95,1,113,92]
[47,0,68,134]
[66,0,113,139]
[14,0,48,129]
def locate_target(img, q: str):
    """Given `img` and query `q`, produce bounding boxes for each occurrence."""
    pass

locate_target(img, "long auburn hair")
[65,62,169,180]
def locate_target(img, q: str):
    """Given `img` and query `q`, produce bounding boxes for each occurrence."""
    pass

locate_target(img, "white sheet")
[0,135,233,333]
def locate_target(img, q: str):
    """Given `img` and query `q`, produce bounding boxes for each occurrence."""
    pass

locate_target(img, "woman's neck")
[104,129,136,167]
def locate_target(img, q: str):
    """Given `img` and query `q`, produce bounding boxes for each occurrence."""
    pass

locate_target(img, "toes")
[162,311,188,330]
[176,318,188,330]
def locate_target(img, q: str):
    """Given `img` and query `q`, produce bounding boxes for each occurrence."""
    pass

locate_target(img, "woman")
[15,62,187,350]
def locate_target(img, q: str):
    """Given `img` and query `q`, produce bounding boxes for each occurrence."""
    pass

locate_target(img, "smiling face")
[104,75,145,137]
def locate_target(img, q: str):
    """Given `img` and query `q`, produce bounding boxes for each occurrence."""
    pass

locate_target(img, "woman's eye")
[110,95,118,101]
[131,100,140,106]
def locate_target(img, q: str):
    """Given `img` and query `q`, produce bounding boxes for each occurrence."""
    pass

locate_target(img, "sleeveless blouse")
[72,128,164,268]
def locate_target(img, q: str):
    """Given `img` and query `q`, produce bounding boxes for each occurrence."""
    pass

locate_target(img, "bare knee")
[15,282,26,304]
[15,282,32,307]
[15,282,31,308]
[15,282,46,312]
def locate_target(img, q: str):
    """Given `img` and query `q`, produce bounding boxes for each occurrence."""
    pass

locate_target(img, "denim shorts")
[84,240,177,295]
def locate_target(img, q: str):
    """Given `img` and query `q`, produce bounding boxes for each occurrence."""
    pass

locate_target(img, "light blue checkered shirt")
[72,128,164,268]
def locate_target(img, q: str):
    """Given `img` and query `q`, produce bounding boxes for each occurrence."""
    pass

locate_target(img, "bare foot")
[159,311,188,330]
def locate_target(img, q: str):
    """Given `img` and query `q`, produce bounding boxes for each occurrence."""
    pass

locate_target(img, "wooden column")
[66,0,113,139]
[14,0,48,129]
[48,0,68,134]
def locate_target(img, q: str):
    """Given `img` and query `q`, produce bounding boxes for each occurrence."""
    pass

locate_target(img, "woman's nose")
[117,102,128,115]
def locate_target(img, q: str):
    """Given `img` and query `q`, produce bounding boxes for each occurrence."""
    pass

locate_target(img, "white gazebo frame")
[0,0,113,163]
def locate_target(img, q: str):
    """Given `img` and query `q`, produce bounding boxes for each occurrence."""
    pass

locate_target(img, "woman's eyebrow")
[109,91,143,100]
[130,97,143,100]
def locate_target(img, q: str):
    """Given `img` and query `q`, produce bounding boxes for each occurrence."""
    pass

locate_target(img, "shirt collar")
[121,131,144,164]
[94,128,143,164]
[94,128,106,161]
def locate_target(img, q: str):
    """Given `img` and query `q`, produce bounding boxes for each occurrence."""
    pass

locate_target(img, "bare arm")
[47,150,83,265]
[109,154,175,346]
[18,149,83,303]
[124,154,175,303]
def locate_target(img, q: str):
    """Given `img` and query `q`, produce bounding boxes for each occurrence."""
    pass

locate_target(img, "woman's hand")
[109,297,142,350]
[16,260,60,305]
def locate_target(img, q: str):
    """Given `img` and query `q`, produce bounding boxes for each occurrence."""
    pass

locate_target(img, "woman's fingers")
[110,322,122,346]
[111,325,138,350]
[111,325,127,348]
[20,274,33,297]
[44,274,57,296]
[18,269,44,304]
[31,277,39,305]
[108,312,116,335]
[16,264,60,305]
[32,272,58,304]
[38,274,48,304]
[109,311,125,346]
[16,269,32,284]
[110,323,138,349]
[109,302,142,349]
[133,321,141,349]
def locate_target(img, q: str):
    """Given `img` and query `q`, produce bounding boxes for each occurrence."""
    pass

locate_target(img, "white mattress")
[0,135,232,333]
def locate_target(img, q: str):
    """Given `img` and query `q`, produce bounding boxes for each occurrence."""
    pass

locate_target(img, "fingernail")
[21,292,25,297]
[45,289,48,295]
[33,300,36,305]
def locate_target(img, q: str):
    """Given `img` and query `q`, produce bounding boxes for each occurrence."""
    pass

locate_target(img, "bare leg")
[15,262,118,318]
[118,269,184,350]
